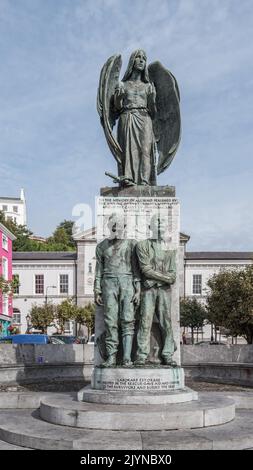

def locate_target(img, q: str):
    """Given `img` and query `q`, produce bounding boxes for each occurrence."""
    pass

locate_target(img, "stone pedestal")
[94,188,181,367]
[82,366,196,404]
[92,367,184,391]
[70,186,236,436]
[87,185,195,410]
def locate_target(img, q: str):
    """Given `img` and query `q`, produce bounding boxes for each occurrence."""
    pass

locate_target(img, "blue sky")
[0,0,253,250]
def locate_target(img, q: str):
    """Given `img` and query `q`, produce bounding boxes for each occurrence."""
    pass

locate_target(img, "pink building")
[0,222,16,336]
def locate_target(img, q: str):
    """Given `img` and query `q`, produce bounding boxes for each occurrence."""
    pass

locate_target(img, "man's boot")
[122,335,133,367]
[101,354,116,368]
[134,356,146,366]
[162,356,177,367]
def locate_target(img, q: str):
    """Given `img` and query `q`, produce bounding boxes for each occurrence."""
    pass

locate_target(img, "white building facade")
[11,230,253,341]
[12,252,77,334]
[0,189,27,226]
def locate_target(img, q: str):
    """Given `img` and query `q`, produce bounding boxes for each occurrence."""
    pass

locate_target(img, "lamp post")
[45,285,57,305]
[26,314,31,333]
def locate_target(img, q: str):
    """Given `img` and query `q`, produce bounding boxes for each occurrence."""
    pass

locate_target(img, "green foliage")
[55,298,78,334]
[180,297,206,344]
[0,274,19,295]
[74,303,95,338]
[0,211,35,251]
[57,220,76,248]
[46,220,75,251]
[206,266,253,344]
[0,211,76,252]
[30,303,56,334]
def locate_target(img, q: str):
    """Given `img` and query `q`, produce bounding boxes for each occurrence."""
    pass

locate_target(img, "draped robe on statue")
[115,81,156,186]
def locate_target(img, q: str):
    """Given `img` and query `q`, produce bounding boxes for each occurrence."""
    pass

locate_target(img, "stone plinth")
[94,194,181,368]
[78,385,198,405]
[92,366,184,391]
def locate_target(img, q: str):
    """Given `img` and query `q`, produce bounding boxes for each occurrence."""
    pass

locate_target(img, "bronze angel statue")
[97,49,181,187]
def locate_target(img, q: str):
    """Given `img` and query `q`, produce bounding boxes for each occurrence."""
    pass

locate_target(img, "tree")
[46,220,75,251]
[57,220,75,248]
[206,266,253,344]
[0,211,76,252]
[74,303,95,339]
[0,210,41,251]
[180,297,206,344]
[55,298,78,334]
[30,303,55,334]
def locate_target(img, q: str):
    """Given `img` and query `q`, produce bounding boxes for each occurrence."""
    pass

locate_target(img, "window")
[13,206,18,213]
[13,312,21,324]
[2,257,8,280]
[13,274,19,294]
[64,321,71,332]
[35,274,44,294]
[60,274,69,294]
[2,233,8,251]
[2,205,7,212]
[192,274,202,294]
[2,296,8,315]
[88,262,92,274]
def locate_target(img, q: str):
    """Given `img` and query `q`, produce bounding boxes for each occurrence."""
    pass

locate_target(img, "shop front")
[0,316,11,337]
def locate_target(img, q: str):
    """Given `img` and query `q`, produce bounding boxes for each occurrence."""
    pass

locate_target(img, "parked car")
[0,334,49,344]
[88,334,95,344]
[50,335,81,344]
[195,341,227,345]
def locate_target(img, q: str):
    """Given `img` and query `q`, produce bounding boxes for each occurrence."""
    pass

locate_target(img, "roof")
[13,251,77,261]
[0,222,16,241]
[186,252,253,260]
[0,197,22,202]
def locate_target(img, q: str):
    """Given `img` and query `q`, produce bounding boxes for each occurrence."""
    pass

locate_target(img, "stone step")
[0,438,31,450]
[0,392,76,409]
[78,385,198,404]
[0,409,142,450]
[40,392,235,430]
[0,408,252,450]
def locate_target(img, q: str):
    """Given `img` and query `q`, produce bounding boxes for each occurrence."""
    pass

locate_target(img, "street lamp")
[26,314,31,333]
[45,285,57,305]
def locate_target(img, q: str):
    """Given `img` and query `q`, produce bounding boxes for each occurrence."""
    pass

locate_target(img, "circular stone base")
[78,385,198,404]
[39,393,235,431]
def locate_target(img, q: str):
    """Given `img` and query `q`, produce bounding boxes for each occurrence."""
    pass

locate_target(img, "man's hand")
[165,273,176,285]
[95,293,103,306]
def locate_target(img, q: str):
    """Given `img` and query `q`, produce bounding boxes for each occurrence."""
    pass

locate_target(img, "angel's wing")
[148,61,181,175]
[97,55,123,165]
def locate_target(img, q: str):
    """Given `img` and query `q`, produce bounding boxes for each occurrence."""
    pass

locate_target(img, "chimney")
[20,188,25,201]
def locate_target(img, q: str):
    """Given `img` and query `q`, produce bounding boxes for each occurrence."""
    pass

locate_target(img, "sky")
[0,0,253,251]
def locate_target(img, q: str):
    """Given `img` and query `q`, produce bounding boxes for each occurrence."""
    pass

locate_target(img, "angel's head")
[122,49,149,83]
